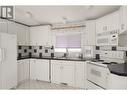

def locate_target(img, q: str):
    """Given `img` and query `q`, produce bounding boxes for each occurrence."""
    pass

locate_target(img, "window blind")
[56,33,81,48]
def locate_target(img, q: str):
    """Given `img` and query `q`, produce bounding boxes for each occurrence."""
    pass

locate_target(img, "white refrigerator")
[0,33,17,89]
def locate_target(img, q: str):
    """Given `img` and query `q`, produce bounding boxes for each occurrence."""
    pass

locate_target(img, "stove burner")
[102,62,118,65]
[102,62,111,64]
[92,60,104,62]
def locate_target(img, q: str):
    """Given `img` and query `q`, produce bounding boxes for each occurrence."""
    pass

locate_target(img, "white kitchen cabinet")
[119,6,127,34]
[16,23,30,45]
[7,21,17,34]
[75,61,85,89]
[82,20,96,46]
[61,62,75,86]
[30,25,51,46]
[51,60,75,87]
[51,61,61,84]
[96,11,119,46]
[0,19,7,33]
[17,59,30,83]
[30,59,37,80]
[35,59,49,81]
[30,59,50,82]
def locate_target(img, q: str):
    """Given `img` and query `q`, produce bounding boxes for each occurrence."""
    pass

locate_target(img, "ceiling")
[13,6,120,26]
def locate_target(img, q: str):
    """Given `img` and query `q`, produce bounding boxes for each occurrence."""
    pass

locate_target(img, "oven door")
[87,62,109,89]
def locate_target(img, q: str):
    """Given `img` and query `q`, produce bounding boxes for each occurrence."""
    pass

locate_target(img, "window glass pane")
[68,48,81,52]
[54,48,66,52]
[56,35,68,48]
[67,34,81,48]
[55,33,81,48]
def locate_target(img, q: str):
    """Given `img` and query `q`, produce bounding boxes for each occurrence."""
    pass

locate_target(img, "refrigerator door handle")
[1,48,5,63]
[0,48,2,63]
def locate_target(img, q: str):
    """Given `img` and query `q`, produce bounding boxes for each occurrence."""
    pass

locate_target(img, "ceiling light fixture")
[26,12,33,18]
[25,11,41,24]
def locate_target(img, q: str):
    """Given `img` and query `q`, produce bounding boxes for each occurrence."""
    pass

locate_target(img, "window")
[68,48,81,52]
[54,48,66,52]
[56,33,81,48]
[55,33,81,52]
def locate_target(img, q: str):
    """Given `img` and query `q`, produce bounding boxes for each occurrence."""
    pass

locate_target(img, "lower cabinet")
[75,61,86,89]
[18,59,86,89]
[17,59,30,83]
[30,59,50,82]
[51,60,75,87]
[51,62,61,84]
[51,60,86,88]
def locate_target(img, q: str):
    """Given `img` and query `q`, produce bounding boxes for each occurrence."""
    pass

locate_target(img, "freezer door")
[0,33,17,89]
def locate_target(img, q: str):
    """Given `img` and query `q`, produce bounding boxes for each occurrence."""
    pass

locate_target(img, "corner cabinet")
[16,24,30,45]
[17,59,30,84]
[30,25,52,46]
[96,11,119,46]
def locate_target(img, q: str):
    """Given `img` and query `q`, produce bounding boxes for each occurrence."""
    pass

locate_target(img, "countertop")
[17,56,88,61]
[18,56,127,76]
[108,64,127,76]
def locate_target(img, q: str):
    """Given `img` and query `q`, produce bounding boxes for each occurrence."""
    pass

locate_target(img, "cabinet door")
[23,59,30,81]
[75,62,85,89]
[18,60,30,83]
[61,64,75,86]
[35,59,49,81]
[30,59,37,80]
[8,21,17,34]
[85,20,96,45]
[51,61,61,84]
[29,27,38,45]
[30,25,51,46]
[119,6,127,34]
[25,26,30,45]
[0,19,7,33]
[17,23,29,45]
[17,61,24,83]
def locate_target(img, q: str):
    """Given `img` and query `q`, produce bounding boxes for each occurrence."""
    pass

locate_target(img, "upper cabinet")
[0,19,8,33]
[30,25,52,46]
[96,11,119,46]
[7,21,17,34]
[16,24,30,45]
[82,20,96,46]
[0,18,30,45]
[119,6,127,34]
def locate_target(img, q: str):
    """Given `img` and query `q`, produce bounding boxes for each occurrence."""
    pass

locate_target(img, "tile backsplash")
[18,45,54,58]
